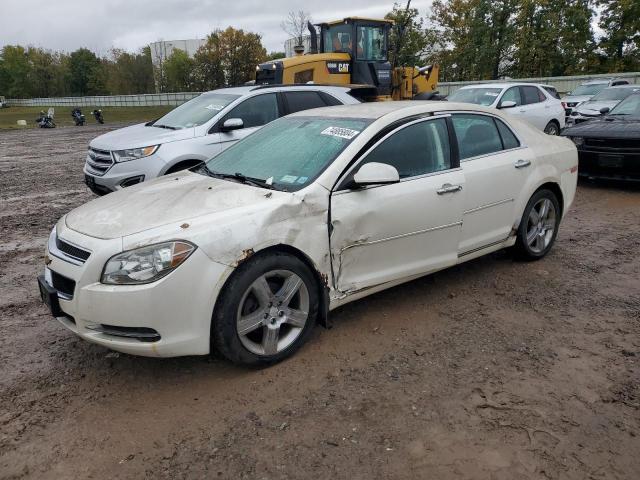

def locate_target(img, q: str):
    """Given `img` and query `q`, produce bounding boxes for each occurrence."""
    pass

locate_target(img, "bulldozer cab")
[319,18,393,95]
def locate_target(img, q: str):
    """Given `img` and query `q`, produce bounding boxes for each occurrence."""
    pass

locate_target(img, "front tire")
[514,189,561,260]
[211,252,319,366]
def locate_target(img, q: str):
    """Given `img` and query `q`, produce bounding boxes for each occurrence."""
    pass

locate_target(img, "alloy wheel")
[526,198,556,254]
[236,269,309,356]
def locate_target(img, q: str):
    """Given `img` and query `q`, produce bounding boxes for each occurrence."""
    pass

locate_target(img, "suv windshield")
[591,87,639,102]
[204,116,371,191]
[448,88,502,106]
[152,93,240,129]
[609,94,640,118]
[570,83,607,96]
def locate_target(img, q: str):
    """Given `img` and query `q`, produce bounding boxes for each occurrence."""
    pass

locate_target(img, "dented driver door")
[329,117,465,295]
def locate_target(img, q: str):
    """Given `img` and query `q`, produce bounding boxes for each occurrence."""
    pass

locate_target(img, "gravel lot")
[1,125,639,479]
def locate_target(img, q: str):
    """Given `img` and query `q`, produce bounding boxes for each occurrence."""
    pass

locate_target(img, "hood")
[65,172,280,239]
[562,95,592,105]
[89,123,196,150]
[574,100,619,116]
[562,117,640,138]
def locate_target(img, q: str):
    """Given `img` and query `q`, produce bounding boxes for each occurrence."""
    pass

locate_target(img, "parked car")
[83,85,360,195]
[562,92,640,182]
[446,83,565,134]
[39,101,577,365]
[566,84,640,126]
[561,78,630,117]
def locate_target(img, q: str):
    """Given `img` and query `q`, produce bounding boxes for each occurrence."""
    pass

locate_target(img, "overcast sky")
[0,0,433,55]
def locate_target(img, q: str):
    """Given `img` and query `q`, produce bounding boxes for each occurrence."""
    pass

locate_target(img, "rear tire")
[211,252,319,366]
[544,121,560,135]
[514,189,561,260]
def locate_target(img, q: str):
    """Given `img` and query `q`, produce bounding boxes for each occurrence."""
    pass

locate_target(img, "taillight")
[561,102,567,109]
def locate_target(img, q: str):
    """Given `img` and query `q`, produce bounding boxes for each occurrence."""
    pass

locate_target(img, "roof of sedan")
[289,101,488,119]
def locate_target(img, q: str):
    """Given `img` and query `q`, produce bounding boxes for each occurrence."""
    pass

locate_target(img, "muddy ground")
[0,125,638,480]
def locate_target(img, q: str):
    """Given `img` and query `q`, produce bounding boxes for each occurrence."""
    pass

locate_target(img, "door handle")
[514,159,531,169]
[437,183,463,195]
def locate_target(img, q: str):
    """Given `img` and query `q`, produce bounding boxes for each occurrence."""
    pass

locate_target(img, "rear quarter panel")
[508,117,578,219]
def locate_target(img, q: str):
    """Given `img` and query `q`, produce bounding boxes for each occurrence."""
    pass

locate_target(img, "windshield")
[204,116,371,191]
[609,94,640,117]
[570,83,607,97]
[591,87,639,102]
[448,88,502,106]
[152,93,240,129]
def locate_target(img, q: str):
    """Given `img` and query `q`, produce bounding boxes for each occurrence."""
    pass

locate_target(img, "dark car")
[562,92,640,182]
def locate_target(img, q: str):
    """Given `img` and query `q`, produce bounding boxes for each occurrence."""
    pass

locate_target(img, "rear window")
[452,114,503,160]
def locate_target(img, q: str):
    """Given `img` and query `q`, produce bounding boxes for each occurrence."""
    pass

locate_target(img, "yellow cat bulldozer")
[255,17,440,102]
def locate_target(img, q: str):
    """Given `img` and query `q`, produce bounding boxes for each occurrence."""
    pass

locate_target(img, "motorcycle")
[71,108,86,126]
[36,108,56,128]
[92,109,104,124]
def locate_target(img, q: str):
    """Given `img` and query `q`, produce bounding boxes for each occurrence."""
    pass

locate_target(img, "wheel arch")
[535,181,564,217]
[216,243,331,330]
[163,159,204,175]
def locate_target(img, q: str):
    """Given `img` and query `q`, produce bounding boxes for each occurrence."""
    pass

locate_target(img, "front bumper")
[83,152,164,194]
[39,223,232,357]
[577,148,640,182]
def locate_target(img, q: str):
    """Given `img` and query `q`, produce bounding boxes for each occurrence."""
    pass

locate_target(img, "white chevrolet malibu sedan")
[39,102,578,365]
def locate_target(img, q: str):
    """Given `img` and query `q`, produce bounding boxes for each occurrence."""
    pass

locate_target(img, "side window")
[501,87,522,106]
[495,119,520,150]
[612,80,628,86]
[521,86,543,105]
[452,114,503,160]
[221,93,279,129]
[360,119,451,178]
[284,91,327,114]
[537,88,547,102]
[543,86,560,99]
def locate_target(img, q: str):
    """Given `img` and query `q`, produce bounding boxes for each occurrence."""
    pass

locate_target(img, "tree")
[68,48,103,95]
[596,0,640,71]
[430,0,519,81]
[194,27,267,88]
[164,49,195,92]
[510,0,595,77]
[0,45,32,97]
[267,51,286,61]
[386,2,436,67]
[281,11,312,47]
[107,48,154,94]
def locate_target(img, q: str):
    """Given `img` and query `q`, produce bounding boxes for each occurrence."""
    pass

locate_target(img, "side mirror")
[599,107,610,115]
[352,162,400,187]
[220,118,244,132]
[498,100,516,109]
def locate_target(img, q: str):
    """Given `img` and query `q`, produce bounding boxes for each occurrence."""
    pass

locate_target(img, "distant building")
[284,35,312,58]
[149,39,206,92]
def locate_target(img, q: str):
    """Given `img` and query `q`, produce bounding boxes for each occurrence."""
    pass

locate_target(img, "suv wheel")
[544,121,560,135]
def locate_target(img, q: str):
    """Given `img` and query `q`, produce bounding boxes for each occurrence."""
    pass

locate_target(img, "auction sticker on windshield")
[205,104,226,111]
[321,126,360,140]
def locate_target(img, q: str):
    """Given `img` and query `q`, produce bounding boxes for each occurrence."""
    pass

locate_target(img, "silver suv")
[84,85,359,195]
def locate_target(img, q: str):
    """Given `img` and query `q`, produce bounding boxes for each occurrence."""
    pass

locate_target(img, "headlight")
[101,241,195,285]
[112,145,159,163]
[571,137,584,146]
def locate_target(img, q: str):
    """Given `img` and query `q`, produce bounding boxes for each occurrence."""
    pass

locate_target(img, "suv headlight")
[571,137,584,146]
[101,241,195,285]
[112,145,159,163]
